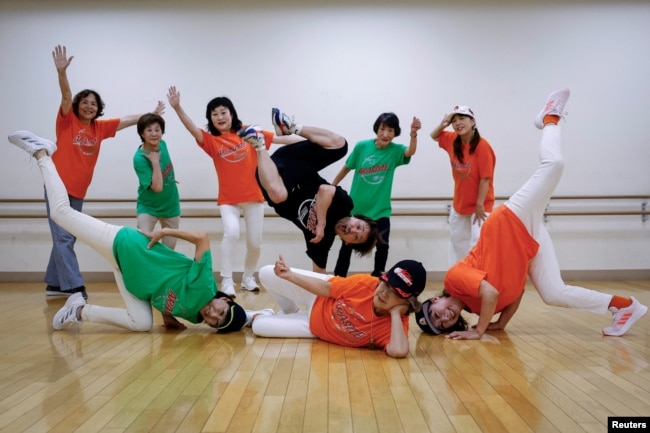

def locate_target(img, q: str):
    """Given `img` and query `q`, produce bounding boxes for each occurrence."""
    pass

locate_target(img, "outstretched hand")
[52,45,73,71]
[167,86,180,108]
[446,329,482,340]
[153,100,165,116]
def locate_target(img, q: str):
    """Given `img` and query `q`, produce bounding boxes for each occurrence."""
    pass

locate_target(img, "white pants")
[39,157,154,331]
[504,125,611,313]
[219,202,264,280]
[251,265,332,338]
[137,213,180,249]
[447,208,488,267]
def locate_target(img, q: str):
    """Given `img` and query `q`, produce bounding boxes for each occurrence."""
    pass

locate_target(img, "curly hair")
[72,89,105,119]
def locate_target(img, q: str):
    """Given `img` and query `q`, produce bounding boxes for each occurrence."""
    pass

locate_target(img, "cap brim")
[217,304,237,331]
[421,300,443,335]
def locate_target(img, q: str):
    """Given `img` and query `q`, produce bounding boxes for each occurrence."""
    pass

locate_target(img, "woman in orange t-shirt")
[416,89,647,339]
[251,255,425,358]
[167,87,299,297]
[45,45,163,300]
[430,105,496,267]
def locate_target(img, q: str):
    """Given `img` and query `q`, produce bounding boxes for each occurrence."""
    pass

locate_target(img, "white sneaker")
[602,297,648,336]
[271,108,299,136]
[52,292,85,330]
[244,308,275,327]
[241,275,260,292]
[534,88,570,129]
[220,277,236,298]
[9,130,57,156]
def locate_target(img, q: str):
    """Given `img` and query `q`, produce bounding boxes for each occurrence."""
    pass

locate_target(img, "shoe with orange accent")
[534,88,570,129]
[602,296,648,336]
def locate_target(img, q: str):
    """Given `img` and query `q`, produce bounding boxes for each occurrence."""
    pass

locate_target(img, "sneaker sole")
[271,109,290,136]
[46,292,72,297]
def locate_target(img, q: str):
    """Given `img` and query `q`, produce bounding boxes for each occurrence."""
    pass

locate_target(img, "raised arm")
[429,114,451,142]
[116,101,165,131]
[405,116,421,157]
[274,254,332,297]
[52,45,73,116]
[167,86,204,143]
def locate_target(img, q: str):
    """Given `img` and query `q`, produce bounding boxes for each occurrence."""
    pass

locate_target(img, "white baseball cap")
[449,105,475,120]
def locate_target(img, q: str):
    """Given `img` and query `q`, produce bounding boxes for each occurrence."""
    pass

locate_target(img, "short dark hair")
[72,89,105,119]
[348,214,378,256]
[137,113,165,140]
[373,112,401,137]
[205,96,242,136]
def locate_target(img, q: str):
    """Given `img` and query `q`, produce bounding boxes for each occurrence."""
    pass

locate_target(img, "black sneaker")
[46,285,70,297]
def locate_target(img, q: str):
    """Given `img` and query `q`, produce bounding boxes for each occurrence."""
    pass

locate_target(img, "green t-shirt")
[133,140,181,217]
[112,227,216,323]
[346,139,410,220]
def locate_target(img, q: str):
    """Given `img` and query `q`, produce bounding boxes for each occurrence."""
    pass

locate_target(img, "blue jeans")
[44,187,84,290]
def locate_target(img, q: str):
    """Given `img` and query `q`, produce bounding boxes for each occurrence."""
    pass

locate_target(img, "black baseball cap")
[380,260,426,299]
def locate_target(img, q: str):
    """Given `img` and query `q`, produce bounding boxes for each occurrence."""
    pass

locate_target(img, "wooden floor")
[0,280,648,433]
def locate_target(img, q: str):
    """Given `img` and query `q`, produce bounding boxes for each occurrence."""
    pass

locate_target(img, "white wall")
[1,0,649,279]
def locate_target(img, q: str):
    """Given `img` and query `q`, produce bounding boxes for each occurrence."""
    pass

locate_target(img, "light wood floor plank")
[0,280,647,433]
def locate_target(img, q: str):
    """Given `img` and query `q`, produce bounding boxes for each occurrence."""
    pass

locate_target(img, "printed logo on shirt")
[217,138,249,163]
[331,299,370,344]
[161,289,178,315]
[162,161,176,184]
[452,160,471,179]
[297,197,318,232]
[358,155,389,185]
[72,128,99,156]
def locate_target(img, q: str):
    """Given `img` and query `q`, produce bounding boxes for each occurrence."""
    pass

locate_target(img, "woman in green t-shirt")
[9,130,248,334]
[133,113,181,249]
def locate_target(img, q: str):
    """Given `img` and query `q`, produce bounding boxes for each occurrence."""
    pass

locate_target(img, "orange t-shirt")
[443,205,539,314]
[198,129,273,205]
[54,107,120,199]
[438,130,496,214]
[309,274,409,349]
